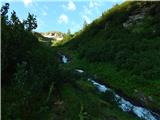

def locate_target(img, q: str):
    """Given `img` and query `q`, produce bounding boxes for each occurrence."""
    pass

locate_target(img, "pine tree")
[24,13,37,31]
[10,10,20,25]
[67,28,71,35]
[83,20,88,28]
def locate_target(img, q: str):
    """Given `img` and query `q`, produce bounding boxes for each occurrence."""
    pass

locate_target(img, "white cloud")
[62,1,76,11]
[82,15,91,24]
[67,1,76,11]
[83,6,92,16]
[89,0,100,8]
[23,0,32,7]
[58,14,68,24]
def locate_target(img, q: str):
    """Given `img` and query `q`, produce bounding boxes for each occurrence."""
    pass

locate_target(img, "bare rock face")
[123,5,154,29]
[123,13,145,29]
[41,32,64,40]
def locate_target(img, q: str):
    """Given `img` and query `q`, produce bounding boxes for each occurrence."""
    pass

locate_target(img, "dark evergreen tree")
[24,13,37,31]
[83,20,88,28]
[67,28,71,35]
[10,10,20,25]
[0,3,9,16]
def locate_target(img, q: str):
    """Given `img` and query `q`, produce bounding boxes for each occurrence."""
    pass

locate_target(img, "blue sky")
[1,0,125,33]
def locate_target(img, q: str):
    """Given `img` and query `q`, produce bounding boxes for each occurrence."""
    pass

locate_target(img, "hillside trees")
[24,13,37,31]
[1,3,63,119]
[1,2,61,87]
[1,3,37,84]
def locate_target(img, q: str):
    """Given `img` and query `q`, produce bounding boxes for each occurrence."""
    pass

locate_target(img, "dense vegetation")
[66,1,160,80]
[2,1,160,120]
[1,3,138,120]
[1,3,62,119]
[63,1,160,112]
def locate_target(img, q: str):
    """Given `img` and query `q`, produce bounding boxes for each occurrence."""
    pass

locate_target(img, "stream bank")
[60,54,160,120]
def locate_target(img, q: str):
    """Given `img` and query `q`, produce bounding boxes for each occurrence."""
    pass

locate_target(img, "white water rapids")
[61,55,160,120]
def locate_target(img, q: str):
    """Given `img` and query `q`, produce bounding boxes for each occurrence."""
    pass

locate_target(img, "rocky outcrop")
[41,32,64,40]
[123,5,154,29]
[123,13,145,28]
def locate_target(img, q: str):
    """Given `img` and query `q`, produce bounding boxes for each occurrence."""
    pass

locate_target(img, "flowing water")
[75,69,84,73]
[88,78,160,120]
[61,55,68,63]
[61,55,160,120]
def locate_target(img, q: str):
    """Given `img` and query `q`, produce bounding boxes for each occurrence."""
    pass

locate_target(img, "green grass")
[58,47,160,113]
[59,79,140,120]
[2,86,53,120]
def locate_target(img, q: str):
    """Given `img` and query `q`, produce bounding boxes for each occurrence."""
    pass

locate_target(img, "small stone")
[148,96,153,102]
[134,89,138,93]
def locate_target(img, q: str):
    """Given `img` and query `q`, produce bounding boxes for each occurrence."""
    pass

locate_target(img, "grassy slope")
[60,1,160,112]
[59,76,140,120]
[58,48,160,113]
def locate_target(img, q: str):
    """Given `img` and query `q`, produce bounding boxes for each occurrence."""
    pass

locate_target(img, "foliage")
[65,1,160,80]
[2,1,160,120]
[1,3,61,119]
[61,1,160,112]
[60,49,160,113]
[24,13,37,31]
[1,3,38,84]
[59,81,139,120]
[79,104,88,120]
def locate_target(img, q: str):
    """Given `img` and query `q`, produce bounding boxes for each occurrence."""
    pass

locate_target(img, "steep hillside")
[63,1,160,112]
[66,1,160,80]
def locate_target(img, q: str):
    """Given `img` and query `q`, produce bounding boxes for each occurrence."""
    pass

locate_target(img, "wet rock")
[75,69,84,73]
[148,96,154,102]
[136,92,148,105]
[134,89,138,93]
[54,100,64,105]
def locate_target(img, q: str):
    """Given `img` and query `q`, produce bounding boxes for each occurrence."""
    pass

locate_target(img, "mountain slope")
[63,1,160,112]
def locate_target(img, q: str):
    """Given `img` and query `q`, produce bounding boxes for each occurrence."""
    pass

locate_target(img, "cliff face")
[41,32,64,40]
